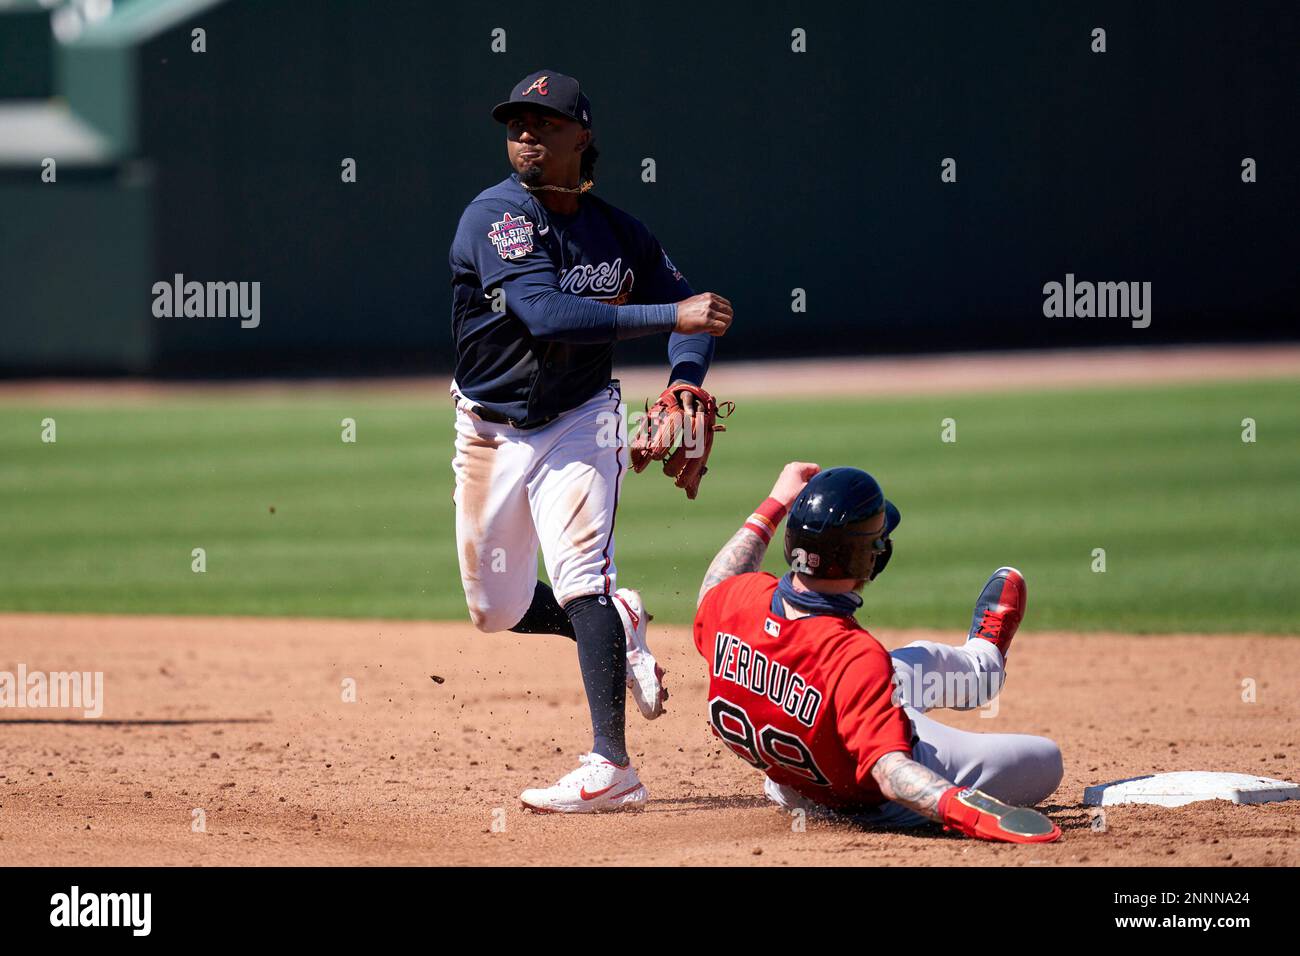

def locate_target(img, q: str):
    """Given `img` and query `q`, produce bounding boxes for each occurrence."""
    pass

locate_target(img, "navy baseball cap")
[491,70,592,129]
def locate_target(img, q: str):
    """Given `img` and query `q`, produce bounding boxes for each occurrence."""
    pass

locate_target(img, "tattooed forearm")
[697,527,769,607]
[870,751,953,822]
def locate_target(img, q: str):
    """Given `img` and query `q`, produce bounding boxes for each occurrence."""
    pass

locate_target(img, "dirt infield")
[1,614,1295,866]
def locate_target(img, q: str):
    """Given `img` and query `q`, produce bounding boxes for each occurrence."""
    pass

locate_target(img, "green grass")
[1,378,1297,632]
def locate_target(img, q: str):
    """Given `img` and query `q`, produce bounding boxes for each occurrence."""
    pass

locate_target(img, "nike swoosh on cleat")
[616,594,639,630]
[579,783,617,801]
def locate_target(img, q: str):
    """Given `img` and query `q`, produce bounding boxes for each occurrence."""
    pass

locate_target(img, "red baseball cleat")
[967,567,1026,660]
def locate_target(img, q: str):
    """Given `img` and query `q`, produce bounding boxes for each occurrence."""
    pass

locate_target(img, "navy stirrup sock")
[509,581,577,639]
[564,594,629,765]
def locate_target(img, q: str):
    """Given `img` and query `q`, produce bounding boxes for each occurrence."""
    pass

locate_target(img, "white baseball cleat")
[763,775,846,823]
[613,587,667,719]
[519,753,649,813]
[764,775,809,811]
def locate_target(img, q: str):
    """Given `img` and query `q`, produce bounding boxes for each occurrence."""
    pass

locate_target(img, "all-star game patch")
[488,212,536,261]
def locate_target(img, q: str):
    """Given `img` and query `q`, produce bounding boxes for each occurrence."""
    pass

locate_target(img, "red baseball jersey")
[693,572,914,810]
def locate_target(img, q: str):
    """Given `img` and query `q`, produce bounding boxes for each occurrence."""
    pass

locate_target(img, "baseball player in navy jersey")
[448,69,735,813]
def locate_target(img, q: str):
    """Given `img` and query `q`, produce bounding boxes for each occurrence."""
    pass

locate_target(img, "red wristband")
[743,497,788,545]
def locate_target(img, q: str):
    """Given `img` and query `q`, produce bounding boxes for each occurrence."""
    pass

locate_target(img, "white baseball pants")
[450,380,627,632]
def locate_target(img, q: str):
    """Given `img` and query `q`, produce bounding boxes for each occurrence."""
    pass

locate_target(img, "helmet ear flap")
[784,519,879,580]
[869,537,893,580]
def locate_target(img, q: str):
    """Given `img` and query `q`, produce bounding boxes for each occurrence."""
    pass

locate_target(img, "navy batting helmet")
[783,467,901,580]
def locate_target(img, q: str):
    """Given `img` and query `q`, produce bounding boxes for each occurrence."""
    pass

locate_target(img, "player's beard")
[518,163,544,185]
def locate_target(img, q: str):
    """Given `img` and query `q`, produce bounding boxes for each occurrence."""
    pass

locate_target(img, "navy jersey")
[449,173,712,428]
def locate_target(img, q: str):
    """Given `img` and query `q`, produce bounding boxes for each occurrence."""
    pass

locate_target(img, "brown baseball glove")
[629,384,734,499]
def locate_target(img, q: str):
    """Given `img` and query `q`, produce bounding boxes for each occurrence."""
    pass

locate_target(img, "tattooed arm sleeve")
[870,751,954,823]
[697,527,768,608]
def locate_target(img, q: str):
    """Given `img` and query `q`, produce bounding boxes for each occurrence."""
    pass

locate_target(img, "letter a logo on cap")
[523,76,549,96]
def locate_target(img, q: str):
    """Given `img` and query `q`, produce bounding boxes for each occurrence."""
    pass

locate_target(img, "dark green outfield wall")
[0,7,53,99]
[1,0,1297,374]
[0,169,153,371]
